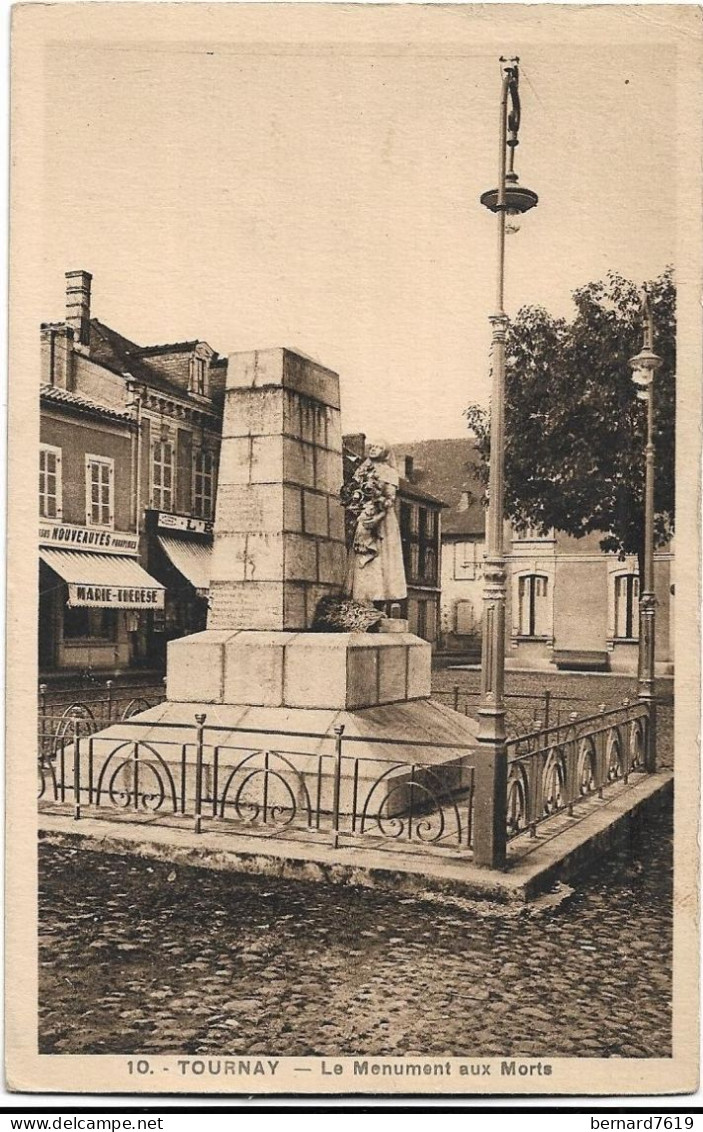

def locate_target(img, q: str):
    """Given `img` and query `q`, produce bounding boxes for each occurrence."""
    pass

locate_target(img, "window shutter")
[55,449,63,517]
[108,460,114,527]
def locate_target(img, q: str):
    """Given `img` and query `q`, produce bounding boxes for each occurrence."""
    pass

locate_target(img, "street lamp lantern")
[628,288,661,772]
[474,57,538,868]
[480,172,539,218]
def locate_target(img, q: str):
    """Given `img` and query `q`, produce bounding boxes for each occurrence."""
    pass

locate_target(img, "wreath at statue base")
[312,595,387,633]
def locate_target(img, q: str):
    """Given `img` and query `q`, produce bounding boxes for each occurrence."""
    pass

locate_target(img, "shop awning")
[157,536,211,597]
[39,549,165,609]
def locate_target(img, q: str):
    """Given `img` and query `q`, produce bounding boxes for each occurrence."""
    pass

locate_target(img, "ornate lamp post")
[629,290,661,771]
[475,58,538,868]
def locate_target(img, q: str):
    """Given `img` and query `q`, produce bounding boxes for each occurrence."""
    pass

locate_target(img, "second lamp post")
[629,290,661,771]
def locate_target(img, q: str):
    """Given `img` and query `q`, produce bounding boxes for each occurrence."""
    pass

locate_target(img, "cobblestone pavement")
[431,670,674,769]
[39,808,671,1058]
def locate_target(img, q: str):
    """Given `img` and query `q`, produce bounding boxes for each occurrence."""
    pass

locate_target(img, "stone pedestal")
[167,630,431,709]
[208,348,347,631]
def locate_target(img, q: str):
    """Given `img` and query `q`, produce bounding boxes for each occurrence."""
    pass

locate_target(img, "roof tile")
[390,438,486,536]
[40,384,132,423]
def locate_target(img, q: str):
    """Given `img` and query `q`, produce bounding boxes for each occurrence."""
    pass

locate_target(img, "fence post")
[453,685,460,713]
[566,712,578,816]
[644,696,657,773]
[473,744,507,869]
[544,689,551,730]
[597,704,607,796]
[106,679,114,723]
[331,724,345,849]
[39,683,48,759]
[72,707,82,820]
[194,713,207,834]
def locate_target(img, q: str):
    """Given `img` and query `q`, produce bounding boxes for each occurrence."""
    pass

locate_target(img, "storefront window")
[193,449,215,519]
[63,607,117,641]
[85,455,114,528]
[39,445,62,518]
[152,441,174,512]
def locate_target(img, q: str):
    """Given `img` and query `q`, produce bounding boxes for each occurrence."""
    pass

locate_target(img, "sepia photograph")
[7,2,701,1099]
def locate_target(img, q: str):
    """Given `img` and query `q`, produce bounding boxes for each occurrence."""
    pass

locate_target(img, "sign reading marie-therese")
[67,583,164,610]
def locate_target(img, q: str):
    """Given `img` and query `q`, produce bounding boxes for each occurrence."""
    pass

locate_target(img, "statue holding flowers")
[340,441,408,606]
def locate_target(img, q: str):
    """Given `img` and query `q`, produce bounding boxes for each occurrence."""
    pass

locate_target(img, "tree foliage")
[465,269,675,561]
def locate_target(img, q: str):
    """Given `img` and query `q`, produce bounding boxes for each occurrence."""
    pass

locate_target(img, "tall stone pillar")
[208,348,347,632]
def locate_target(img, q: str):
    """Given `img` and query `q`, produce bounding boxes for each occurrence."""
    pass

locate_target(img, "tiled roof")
[132,341,201,356]
[390,438,486,536]
[88,320,221,404]
[398,477,446,508]
[40,384,133,423]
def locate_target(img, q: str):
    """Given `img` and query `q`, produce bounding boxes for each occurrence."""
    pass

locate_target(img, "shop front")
[145,510,213,668]
[39,520,165,677]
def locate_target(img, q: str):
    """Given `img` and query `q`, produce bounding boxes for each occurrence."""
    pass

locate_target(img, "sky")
[40,33,677,442]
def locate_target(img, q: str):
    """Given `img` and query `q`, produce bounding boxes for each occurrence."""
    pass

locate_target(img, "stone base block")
[167,630,431,709]
[378,619,409,634]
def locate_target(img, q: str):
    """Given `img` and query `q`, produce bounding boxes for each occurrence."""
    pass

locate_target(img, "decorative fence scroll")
[38,680,167,760]
[38,700,651,864]
[38,720,477,858]
[505,703,649,839]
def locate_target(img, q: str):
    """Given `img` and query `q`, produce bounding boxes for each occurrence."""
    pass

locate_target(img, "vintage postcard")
[7,2,701,1099]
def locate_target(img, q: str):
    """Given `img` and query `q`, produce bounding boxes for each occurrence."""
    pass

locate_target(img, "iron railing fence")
[38,717,477,858]
[431,685,589,738]
[504,702,650,840]
[38,700,653,866]
[38,680,167,759]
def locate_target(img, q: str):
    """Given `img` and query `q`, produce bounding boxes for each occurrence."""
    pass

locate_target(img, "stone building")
[39,270,224,679]
[391,438,674,674]
[390,439,484,657]
[39,384,162,676]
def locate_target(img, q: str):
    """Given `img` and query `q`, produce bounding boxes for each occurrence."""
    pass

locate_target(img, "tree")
[465,269,675,574]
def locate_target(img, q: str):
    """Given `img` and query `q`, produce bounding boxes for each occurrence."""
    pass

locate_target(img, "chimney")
[343,433,366,461]
[404,455,414,479]
[40,323,74,389]
[65,270,92,346]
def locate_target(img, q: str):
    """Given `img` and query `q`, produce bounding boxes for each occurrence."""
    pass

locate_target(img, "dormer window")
[191,355,207,397]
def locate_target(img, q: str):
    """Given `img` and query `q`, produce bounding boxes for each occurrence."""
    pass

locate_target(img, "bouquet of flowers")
[339,459,388,565]
[339,457,386,518]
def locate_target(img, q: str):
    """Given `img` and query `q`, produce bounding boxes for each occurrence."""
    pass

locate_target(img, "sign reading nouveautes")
[39,520,139,555]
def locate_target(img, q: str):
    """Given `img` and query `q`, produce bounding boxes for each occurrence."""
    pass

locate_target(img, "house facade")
[39,385,155,675]
[390,439,484,657]
[39,270,224,680]
[508,526,673,674]
[391,438,674,675]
